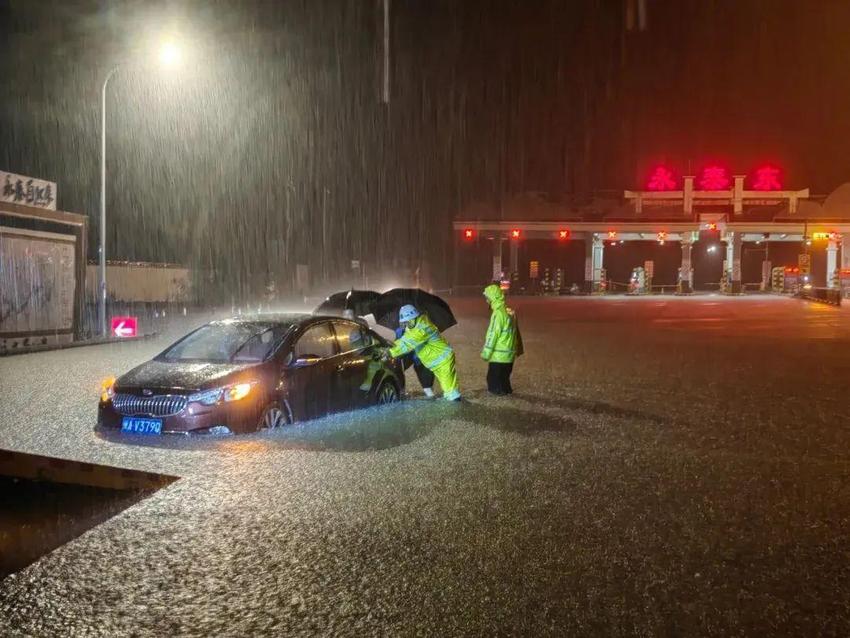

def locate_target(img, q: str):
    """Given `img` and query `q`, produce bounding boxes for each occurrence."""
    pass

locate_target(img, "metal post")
[492,237,503,281]
[679,240,693,293]
[584,235,604,292]
[592,237,604,290]
[725,232,742,293]
[509,237,519,279]
[827,240,839,288]
[99,66,119,337]
[382,0,390,104]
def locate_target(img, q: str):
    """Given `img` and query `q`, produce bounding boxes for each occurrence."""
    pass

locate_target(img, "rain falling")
[4,1,850,635]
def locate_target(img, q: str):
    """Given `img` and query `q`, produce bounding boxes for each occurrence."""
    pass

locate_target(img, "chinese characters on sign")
[698,166,731,190]
[1,171,57,211]
[647,166,677,191]
[644,164,785,192]
[752,165,782,191]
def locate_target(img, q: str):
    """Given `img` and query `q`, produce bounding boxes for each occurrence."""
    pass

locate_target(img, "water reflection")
[94,393,582,455]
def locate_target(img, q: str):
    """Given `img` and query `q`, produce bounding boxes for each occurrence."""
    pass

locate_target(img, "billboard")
[0,231,76,335]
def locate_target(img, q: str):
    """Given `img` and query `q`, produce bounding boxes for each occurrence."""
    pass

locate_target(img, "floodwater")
[2,296,850,636]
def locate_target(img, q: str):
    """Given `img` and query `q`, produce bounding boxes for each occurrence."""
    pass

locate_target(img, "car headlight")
[224,382,253,402]
[189,382,254,406]
[188,388,223,406]
[100,376,116,402]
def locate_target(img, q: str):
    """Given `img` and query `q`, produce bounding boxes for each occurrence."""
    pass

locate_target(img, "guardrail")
[798,287,842,306]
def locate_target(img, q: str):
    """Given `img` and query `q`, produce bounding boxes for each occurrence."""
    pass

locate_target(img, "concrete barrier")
[799,287,842,306]
[0,449,177,491]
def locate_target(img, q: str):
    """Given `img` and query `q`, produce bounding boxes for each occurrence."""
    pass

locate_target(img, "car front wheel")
[376,380,399,405]
[260,402,291,430]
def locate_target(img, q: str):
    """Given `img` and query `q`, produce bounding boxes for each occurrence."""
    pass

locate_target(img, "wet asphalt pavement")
[2,296,850,636]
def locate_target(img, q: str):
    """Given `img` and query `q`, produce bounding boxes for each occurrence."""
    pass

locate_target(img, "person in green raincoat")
[383,304,461,401]
[481,282,522,395]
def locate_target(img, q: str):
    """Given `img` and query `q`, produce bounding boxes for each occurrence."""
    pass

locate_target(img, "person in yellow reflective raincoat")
[481,282,522,395]
[383,304,461,401]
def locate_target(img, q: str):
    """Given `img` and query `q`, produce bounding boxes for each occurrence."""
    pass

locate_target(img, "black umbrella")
[314,290,381,317]
[372,288,457,332]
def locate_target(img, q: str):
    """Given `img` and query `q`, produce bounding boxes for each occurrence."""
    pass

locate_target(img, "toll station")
[453,166,850,296]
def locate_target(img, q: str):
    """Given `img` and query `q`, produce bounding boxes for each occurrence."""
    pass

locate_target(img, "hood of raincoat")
[483,283,506,310]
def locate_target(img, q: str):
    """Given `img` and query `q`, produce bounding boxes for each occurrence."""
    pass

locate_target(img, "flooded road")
[2,296,850,636]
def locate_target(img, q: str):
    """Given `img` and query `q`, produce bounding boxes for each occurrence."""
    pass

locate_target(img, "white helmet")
[398,304,420,323]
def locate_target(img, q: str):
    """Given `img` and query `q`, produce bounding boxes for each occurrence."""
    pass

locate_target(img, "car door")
[330,321,376,409]
[286,322,338,420]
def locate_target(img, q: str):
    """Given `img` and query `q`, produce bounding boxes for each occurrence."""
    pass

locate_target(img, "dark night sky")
[2,0,850,295]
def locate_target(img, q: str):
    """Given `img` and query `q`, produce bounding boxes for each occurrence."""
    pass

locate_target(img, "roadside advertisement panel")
[0,231,76,335]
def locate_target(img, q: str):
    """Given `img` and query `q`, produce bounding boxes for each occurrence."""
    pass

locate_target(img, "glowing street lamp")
[98,40,183,336]
[158,41,182,67]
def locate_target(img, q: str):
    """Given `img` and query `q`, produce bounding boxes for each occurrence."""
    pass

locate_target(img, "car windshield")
[159,323,290,363]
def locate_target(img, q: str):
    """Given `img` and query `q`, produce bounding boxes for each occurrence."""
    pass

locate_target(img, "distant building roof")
[456,185,850,223]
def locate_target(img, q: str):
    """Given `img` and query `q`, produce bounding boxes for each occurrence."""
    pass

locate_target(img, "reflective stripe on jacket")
[389,314,454,370]
[481,283,518,363]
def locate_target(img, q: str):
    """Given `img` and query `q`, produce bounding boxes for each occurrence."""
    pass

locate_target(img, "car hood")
[117,359,257,393]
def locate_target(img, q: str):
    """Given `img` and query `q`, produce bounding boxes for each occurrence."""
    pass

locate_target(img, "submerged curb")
[0,333,156,357]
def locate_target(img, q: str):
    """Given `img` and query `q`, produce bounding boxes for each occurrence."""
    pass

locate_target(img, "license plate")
[121,416,162,435]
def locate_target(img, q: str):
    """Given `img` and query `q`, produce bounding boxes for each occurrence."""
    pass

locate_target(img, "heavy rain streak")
[4,1,850,636]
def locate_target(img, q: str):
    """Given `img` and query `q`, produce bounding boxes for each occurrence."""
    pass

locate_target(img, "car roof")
[209,313,368,330]
[208,313,308,329]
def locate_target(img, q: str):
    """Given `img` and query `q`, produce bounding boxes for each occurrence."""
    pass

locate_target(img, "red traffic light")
[558,229,570,240]
[707,222,718,231]
[607,230,617,239]
[510,229,521,239]
[463,228,474,240]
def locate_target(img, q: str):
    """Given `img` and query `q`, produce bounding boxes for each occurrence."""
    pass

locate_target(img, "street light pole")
[99,65,119,337]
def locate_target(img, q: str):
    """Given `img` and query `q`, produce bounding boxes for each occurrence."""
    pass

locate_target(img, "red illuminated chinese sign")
[698,165,730,190]
[647,166,676,191]
[753,165,781,191]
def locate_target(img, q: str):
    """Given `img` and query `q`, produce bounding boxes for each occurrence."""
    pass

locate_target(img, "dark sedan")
[97,314,404,435]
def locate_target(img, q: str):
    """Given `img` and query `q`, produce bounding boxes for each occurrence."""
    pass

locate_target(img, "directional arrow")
[113,321,133,337]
